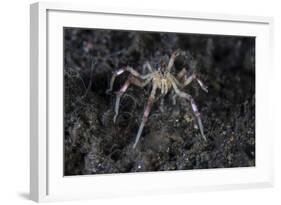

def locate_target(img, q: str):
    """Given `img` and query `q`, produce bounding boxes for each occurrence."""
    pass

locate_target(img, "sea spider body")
[153,72,172,95]
[106,50,208,149]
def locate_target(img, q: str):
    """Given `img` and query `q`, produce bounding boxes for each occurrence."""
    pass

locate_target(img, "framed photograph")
[30,2,274,202]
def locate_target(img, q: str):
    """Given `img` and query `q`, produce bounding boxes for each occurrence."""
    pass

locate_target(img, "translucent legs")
[167,49,185,72]
[133,85,157,149]
[106,66,156,94]
[184,73,208,93]
[181,93,206,141]
[113,76,153,123]
[190,98,206,141]
[177,68,208,93]
[113,79,131,123]
[111,76,156,149]
[171,80,206,141]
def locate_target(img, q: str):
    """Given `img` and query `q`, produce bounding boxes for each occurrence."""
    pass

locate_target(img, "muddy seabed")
[64,28,255,175]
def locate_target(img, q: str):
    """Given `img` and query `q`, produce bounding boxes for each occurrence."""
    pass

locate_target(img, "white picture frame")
[30,1,274,202]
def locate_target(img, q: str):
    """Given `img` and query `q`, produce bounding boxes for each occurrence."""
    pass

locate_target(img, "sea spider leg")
[168,74,183,105]
[113,79,131,123]
[176,67,188,80]
[106,66,156,93]
[184,74,208,93]
[171,90,177,105]
[133,84,157,149]
[195,77,208,93]
[143,61,153,73]
[170,79,207,141]
[113,76,152,123]
[178,68,208,93]
[131,77,153,87]
[166,49,185,72]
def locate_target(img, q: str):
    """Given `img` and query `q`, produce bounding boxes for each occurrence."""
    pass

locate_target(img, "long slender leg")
[177,67,188,80]
[182,73,195,87]
[171,91,177,105]
[131,76,153,87]
[167,50,185,72]
[159,98,165,113]
[170,80,207,141]
[195,77,208,93]
[133,84,157,149]
[106,68,125,94]
[113,79,131,123]
[143,61,153,73]
[113,76,153,123]
[186,74,208,93]
[106,66,156,93]
[175,66,208,92]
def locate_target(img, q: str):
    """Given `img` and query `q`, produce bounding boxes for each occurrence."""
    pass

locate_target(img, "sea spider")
[106,50,208,149]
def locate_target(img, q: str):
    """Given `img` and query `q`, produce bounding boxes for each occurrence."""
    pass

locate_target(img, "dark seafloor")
[63,28,255,175]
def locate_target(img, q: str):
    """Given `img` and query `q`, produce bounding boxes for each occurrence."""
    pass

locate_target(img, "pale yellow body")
[152,72,173,95]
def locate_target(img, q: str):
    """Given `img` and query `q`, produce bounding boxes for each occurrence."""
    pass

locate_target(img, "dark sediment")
[64,28,255,175]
